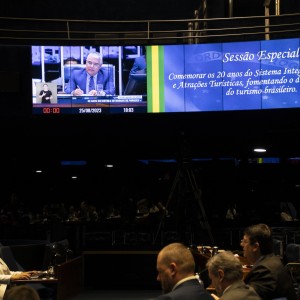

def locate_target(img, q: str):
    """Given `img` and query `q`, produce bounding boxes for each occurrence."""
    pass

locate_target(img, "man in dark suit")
[154,242,214,300]
[129,46,146,76]
[65,51,115,96]
[206,250,261,300]
[242,223,297,300]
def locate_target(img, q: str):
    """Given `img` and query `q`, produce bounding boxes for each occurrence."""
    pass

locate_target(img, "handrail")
[0,13,299,44]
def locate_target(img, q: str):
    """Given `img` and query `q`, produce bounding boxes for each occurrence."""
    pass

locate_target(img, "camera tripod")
[153,160,214,246]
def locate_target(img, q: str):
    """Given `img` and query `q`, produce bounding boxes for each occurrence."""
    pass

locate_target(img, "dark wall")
[3,0,300,20]
[1,0,199,20]
[0,45,31,117]
[83,251,160,289]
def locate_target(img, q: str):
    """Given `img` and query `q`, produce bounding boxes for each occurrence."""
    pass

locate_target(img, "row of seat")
[282,243,300,299]
[285,243,300,263]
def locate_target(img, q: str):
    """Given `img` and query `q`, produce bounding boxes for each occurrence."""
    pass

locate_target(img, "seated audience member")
[280,201,298,220]
[136,197,150,217]
[124,46,146,95]
[3,285,40,300]
[206,251,261,300]
[0,257,53,300]
[280,206,293,221]
[64,51,115,96]
[0,257,38,299]
[64,56,78,66]
[225,202,237,220]
[154,242,214,300]
[241,223,297,300]
[129,46,146,76]
[51,56,79,90]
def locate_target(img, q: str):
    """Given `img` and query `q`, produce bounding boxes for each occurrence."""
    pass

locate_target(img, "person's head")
[241,223,273,264]
[64,56,78,65]
[43,83,49,90]
[206,251,243,296]
[85,52,103,77]
[156,242,195,294]
[4,285,41,300]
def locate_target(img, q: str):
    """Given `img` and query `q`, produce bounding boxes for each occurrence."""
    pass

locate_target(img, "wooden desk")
[192,247,252,273]
[56,256,83,300]
[14,278,58,284]
[15,256,83,300]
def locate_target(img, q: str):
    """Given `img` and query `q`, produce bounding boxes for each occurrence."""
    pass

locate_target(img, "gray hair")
[86,51,103,65]
[206,251,243,282]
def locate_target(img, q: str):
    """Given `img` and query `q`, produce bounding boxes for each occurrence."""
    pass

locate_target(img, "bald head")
[158,243,195,275]
[156,243,196,293]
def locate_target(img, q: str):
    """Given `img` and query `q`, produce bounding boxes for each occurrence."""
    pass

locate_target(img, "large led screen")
[32,38,300,114]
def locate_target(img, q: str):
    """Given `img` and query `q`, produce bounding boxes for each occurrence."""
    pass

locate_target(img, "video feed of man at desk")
[32,45,148,97]
[31,45,148,114]
[64,51,116,96]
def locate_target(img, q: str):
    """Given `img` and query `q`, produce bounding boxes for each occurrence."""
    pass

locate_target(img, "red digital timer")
[42,107,61,114]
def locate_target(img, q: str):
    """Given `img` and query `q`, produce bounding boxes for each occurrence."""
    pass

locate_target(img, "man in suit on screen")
[64,51,115,96]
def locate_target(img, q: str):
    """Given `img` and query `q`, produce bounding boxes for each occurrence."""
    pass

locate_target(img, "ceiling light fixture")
[253,148,267,153]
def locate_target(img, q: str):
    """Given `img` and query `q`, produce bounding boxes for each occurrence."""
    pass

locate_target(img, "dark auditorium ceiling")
[2,0,300,20]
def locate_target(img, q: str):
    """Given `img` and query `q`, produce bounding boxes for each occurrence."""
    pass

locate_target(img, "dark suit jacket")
[154,278,214,300]
[129,55,146,75]
[244,253,297,300]
[221,280,261,300]
[65,67,115,95]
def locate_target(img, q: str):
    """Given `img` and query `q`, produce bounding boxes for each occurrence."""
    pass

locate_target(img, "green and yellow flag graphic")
[147,46,165,112]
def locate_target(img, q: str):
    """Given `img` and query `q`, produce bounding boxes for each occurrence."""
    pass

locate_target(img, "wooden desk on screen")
[15,256,83,300]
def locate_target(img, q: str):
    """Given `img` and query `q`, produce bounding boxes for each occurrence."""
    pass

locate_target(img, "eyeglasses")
[240,239,250,245]
[86,60,100,67]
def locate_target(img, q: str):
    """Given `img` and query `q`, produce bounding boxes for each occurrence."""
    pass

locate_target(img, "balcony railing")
[0,13,300,45]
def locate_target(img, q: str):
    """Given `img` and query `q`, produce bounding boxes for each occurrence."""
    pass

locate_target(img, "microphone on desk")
[66,249,73,261]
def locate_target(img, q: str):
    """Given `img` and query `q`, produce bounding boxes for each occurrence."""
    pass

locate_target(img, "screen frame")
[31,37,300,115]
